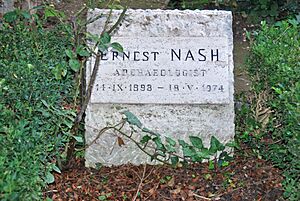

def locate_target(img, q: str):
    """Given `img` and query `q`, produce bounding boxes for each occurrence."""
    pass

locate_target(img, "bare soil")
[45,155,284,200]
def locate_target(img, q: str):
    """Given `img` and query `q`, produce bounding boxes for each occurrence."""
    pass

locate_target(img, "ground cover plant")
[244,19,300,200]
[0,9,77,200]
[168,0,299,22]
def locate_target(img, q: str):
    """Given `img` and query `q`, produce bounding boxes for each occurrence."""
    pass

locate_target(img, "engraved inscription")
[89,37,230,104]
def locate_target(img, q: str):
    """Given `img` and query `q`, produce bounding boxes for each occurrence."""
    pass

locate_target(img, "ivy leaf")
[100,32,111,45]
[178,139,189,148]
[182,146,196,158]
[225,141,239,149]
[45,172,55,184]
[165,144,176,153]
[123,111,142,128]
[69,59,81,72]
[189,136,204,149]
[208,160,214,170]
[111,42,124,52]
[196,148,211,159]
[166,137,176,147]
[209,136,225,154]
[140,135,151,144]
[153,137,166,151]
[98,195,107,201]
[170,156,179,167]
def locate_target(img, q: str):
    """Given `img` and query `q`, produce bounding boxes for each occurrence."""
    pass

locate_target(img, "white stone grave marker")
[85,9,234,167]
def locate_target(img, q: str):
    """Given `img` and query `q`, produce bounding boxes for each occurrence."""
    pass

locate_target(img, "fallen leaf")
[117,136,125,146]
[171,186,181,194]
[167,177,175,187]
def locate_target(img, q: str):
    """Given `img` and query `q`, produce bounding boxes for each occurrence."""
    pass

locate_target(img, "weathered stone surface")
[85,9,234,167]
[0,0,14,15]
[91,36,230,104]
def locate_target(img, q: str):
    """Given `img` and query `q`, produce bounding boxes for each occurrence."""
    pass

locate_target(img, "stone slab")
[0,0,14,15]
[85,9,234,167]
[92,36,230,104]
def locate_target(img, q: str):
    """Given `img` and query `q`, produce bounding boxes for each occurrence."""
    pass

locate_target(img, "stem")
[65,8,127,165]
[113,127,169,165]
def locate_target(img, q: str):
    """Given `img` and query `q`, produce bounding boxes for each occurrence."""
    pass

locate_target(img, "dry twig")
[132,164,147,201]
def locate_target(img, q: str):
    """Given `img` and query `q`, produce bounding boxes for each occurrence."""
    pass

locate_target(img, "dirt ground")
[45,154,284,200]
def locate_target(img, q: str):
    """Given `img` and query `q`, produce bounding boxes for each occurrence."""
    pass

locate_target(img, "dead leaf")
[171,186,181,194]
[117,136,125,146]
[167,177,175,187]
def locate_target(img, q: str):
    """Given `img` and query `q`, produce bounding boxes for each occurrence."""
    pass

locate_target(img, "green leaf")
[142,127,160,136]
[209,136,225,154]
[111,42,124,52]
[41,99,49,108]
[123,111,142,128]
[189,136,204,149]
[170,156,179,167]
[78,49,90,57]
[182,146,196,157]
[100,32,111,45]
[165,144,176,153]
[166,137,176,147]
[52,63,67,80]
[98,195,107,200]
[21,11,31,19]
[140,135,151,144]
[3,10,18,23]
[208,160,214,170]
[44,6,65,19]
[73,135,83,143]
[178,139,189,147]
[153,137,166,151]
[76,46,90,57]
[86,33,100,43]
[69,59,81,72]
[221,161,229,167]
[196,148,211,159]
[98,44,109,53]
[225,141,239,149]
[52,165,61,174]
[45,172,55,184]
[65,49,74,59]
[44,7,59,18]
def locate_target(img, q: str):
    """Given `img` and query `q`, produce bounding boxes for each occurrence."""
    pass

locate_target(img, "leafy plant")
[0,7,76,200]
[88,111,235,169]
[168,0,300,22]
[245,19,300,200]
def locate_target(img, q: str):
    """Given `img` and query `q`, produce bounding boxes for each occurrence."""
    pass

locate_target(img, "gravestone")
[85,9,234,167]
